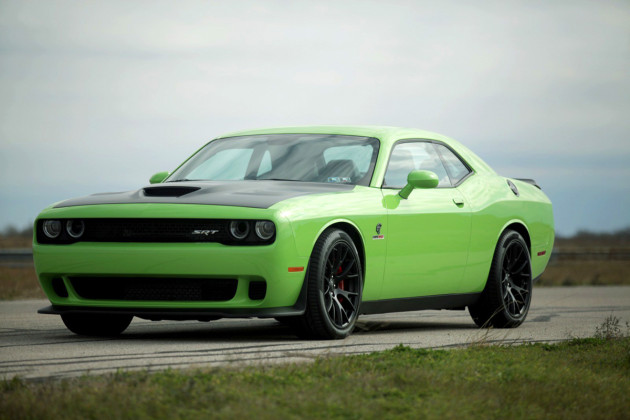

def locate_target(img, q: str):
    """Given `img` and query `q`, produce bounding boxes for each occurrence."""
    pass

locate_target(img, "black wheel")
[298,228,363,339]
[469,229,532,328]
[61,313,133,336]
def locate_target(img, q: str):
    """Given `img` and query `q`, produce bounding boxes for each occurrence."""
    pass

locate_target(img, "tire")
[469,229,532,328]
[61,313,133,336]
[297,228,363,339]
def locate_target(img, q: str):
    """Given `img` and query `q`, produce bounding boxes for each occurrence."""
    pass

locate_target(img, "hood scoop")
[143,186,200,197]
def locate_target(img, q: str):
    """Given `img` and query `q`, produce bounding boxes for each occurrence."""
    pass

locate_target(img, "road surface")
[1,286,629,380]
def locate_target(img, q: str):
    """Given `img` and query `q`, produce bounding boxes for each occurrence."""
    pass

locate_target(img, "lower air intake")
[69,277,237,302]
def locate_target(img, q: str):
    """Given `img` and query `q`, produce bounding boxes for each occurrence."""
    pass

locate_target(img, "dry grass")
[0,236,31,249]
[0,267,45,300]
[539,260,630,286]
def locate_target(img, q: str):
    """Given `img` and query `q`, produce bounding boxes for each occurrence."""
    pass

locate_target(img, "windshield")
[167,134,380,186]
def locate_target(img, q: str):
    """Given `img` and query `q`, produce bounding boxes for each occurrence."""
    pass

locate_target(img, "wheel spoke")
[509,280,528,295]
[511,258,529,275]
[507,245,523,271]
[337,259,356,279]
[333,298,349,325]
[321,240,362,329]
[336,288,358,299]
[325,294,333,312]
[336,289,357,311]
[337,246,349,267]
[325,259,334,275]
[507,289,517,313]
[329,296,339,322]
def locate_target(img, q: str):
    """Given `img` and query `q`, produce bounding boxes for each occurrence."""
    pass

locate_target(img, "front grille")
[70,277,238,301]
[83,219,230,243]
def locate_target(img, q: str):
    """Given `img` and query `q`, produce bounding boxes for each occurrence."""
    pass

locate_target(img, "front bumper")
[33,237,309,314]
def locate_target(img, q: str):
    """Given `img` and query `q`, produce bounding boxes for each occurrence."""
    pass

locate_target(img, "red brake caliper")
[337,266,344,303]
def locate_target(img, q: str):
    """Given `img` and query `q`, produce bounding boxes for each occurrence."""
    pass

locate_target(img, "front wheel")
[469,229,532,328]
[61,313,133,336]
[298,228,363,339]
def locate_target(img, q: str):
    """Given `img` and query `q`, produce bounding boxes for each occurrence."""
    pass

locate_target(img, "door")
[380,140,472,299]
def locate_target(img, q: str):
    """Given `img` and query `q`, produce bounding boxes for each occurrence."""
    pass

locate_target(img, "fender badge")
[372,235,384,240]
[376,223,382,234]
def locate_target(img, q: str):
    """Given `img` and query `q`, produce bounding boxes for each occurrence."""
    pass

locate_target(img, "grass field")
[0,267,45,300]
[1,337,628,419]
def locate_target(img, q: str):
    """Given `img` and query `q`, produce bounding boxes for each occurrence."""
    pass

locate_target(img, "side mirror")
[149,171,169,184]
[399,170,439,199]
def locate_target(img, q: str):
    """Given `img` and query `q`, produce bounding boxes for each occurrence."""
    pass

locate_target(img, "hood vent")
[143,186,200,197]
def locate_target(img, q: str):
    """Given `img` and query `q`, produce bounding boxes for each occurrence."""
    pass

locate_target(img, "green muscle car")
[33,126,554,339]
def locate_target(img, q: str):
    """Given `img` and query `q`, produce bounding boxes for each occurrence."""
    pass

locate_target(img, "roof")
[217,125,451,146]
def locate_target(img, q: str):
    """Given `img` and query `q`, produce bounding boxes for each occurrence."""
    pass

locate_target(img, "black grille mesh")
[70,277,237,301]
[83,219,229,243]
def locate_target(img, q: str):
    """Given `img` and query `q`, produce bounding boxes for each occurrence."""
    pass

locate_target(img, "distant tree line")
[555,227,630,241]
[1,224,33,238]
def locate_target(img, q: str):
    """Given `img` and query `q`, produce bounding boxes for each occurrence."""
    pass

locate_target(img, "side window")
[383,142,451,188]
[187,148,253,180]
[434,144,471,185]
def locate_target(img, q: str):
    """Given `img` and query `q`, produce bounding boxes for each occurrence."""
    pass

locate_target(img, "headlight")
[42,220,62,239]
[66,220,85,238]
[255,221,275,240]
[229,220,250,240]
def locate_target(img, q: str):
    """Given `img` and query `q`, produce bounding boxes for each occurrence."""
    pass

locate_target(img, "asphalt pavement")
[1,286,629,380]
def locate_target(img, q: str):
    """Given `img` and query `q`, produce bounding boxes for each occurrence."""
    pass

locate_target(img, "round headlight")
[66,220,85,238]
[229,220,250,240]
[255,221,275,240]
[42,220,62,239]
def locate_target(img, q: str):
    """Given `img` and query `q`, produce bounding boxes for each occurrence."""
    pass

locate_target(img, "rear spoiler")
[514,178,541,189]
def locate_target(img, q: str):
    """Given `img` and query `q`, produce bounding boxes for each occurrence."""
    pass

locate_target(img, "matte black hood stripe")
[53,181,355,209]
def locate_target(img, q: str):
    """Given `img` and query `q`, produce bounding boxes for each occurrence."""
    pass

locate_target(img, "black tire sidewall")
[469,229,533,328]
[305,229,363,339]
[490,231,532,326]
[61,313,133,336]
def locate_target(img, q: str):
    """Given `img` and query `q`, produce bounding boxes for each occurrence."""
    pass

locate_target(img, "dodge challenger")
[33,126,554,339]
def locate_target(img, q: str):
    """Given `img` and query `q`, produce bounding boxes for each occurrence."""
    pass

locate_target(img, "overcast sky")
[1,0,629,236]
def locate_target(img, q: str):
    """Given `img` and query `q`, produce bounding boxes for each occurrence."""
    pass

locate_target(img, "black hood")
[53,180,355,209]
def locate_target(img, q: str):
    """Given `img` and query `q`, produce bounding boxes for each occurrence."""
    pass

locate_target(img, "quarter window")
[434,144,471,185]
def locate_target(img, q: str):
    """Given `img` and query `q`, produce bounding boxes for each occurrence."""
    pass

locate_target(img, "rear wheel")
[469,229,532,328]
[61,313,133,336]
[298,228,363,339]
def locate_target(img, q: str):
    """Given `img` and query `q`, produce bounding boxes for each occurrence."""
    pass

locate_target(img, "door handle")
[453,197,464,206]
